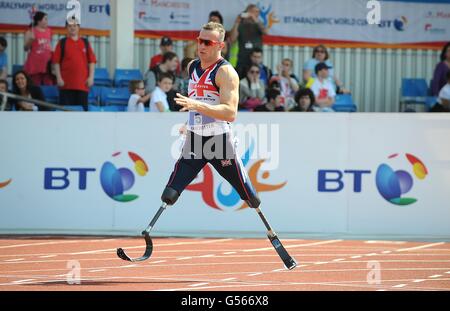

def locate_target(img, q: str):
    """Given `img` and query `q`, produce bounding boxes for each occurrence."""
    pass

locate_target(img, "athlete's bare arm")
[174,64,239,123]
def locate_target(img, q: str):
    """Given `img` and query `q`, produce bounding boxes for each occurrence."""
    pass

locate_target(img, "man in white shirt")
[310,62,336,112]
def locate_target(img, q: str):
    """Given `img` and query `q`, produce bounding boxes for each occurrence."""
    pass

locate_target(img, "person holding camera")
[230,4,268,78]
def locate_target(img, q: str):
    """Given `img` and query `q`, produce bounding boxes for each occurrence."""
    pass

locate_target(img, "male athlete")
[117,22,296,270]
[161,22,260,209]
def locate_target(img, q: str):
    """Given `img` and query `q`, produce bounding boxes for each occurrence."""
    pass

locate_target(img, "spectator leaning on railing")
[11,70,48,111]
[0,37,8,80]
[0,79,12,111]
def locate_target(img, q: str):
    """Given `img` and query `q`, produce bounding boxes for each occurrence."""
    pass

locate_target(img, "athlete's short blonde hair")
[201,22,225,42]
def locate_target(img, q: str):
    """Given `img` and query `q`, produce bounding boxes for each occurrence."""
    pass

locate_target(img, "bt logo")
[375,153,428,206]
[318,153,428,206]
[377,16,408,31]
[44,151,148,203]
[89,4,110,16]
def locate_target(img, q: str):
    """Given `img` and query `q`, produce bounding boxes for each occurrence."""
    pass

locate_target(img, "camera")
[240,12,249,18]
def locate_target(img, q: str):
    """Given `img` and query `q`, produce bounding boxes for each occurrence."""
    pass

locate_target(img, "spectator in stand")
[0,79,12,111]
[149,72,173,112]
[310,62,336,112]
[430,70,450,112]
[144,51,180,111]
[23,11,54,86]
[0,37,8,80]
[254,88,285,112]
[179,57,194,96]
[149,36,180,74]
[239,64,266,110]
[272,58,299,110]
[11,70,48,111]
[431,42,450,97]
[290,88,315,112]
[52,16,97,111]
[249,47,272,88]
[303,44,350,94]
[230,4,268,78]
[127,80,151,112]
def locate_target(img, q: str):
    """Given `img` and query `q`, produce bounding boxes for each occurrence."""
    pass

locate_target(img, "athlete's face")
[197,29,224,61]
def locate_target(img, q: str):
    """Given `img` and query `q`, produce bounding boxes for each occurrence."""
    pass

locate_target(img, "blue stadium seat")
[333,94,357,112]
[89,104,126,112]
[425,96,438,111]
[12,64,23,75]
[94,68,112,87]
[400,78,428,112]
[113,69,143,88]
[40,85,59,104]
[88,86,103,105]
[64,105,85,111]
[100,87,130,106]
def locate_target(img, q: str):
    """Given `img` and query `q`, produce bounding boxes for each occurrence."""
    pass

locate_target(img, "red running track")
[0,237,449,291]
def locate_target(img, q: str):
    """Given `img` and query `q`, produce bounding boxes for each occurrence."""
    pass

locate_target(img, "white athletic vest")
[187,58,231,136]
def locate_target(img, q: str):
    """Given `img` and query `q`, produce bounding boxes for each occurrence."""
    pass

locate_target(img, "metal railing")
[0,91,73,112]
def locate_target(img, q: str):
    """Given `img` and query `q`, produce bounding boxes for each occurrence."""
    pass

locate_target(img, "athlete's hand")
[175,93,199,112]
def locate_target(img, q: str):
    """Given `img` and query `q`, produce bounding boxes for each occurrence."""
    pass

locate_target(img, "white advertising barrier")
[0,113,449,238]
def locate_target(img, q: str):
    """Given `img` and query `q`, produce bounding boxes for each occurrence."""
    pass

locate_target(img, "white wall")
[0,113,449,239]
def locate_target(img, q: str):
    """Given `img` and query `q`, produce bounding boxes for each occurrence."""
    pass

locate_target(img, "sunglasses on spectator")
[250,70,260,74]
[197,37,221,46]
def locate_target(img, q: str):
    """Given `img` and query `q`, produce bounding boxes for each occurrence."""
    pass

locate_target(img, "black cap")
[315,62,332,74]
[160,36,173,46]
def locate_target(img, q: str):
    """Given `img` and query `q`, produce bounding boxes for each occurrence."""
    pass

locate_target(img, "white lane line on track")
[223,252,237,255]
[446,271,450,274]
[189,282,209,287]
[88,269,106,273]
[4,258,25,262]
[412,279,425,283]
[221,278,237,282]
[176,257,192,260]
[69,238,233,255]
[429,274,442,278]
[120,264,137,268]
[314,262,329,265]
[332,258,345,262]
[38,255,57,258]
[242,239,343,252]
[149,260,166,264]
[381,251,392,254]
[366,253,378,257]
[392,284,407,288]
[396,242,445,252]
[11,279,35,284]
[198,254,215,258]
[0,239,113,249]
[365,241,406,244]
[351,255,362,259]
[247,273,263,277]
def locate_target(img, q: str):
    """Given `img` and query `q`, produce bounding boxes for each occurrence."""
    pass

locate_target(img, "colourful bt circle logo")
[100,151,148,202]
[394,16,408,31]
[376,153,428,206]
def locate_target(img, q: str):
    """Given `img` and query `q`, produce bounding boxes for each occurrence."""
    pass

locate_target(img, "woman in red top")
[23,11,54,86]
